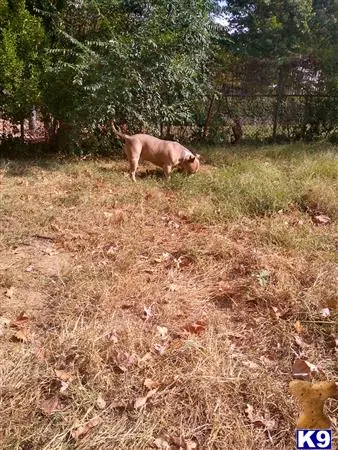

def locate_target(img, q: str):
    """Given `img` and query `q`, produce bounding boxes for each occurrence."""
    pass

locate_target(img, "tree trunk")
[29,106,37,132]
[272,68,285,142]
[166,124,172,140]
[203,93,216,139]
[20,120,25,142]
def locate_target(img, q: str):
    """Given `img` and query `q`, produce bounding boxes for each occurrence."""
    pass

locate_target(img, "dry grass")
[0,143,337,449]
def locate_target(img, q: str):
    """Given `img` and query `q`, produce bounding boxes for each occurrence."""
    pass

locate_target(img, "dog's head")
[180,152,200,174]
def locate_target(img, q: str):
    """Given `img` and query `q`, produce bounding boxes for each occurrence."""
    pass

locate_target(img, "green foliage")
[41,0,216,148]
[0,0,48,122]
[225,0,312,60]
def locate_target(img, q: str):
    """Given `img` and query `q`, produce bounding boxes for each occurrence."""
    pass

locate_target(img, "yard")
[0,143,337,449]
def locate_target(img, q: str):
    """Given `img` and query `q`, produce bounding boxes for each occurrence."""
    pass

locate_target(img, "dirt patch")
[0,287,44,315]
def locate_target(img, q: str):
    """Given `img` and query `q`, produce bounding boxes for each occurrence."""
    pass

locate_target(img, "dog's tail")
[111,122,128,141]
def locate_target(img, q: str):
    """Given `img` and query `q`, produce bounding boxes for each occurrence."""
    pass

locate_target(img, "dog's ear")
[195,154,201,159]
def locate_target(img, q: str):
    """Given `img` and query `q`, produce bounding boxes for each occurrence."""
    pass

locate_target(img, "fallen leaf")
[320,307,330,317]
[183,320,206,335]
[176,255,193,269]
[292,358,318,381]
[144,378,160,390]
[313,215,331,225]
[106,245,119,255]
[134,388,158,409]
[96,393,106,409]
[294,321,304,334]
[168,283,178,292]
[154,437,170,449]
[0,316,11,326]
[292,358,310,380]
[156,326,168,340]
[272,306,281,319]
[305,360,319,373]
[5,286,14,298]
[54,369,74,382]
[40,396,60,416]
[142,306,154,320]
[138,352,153,366]
[71,416,102,440]
[259,356,274,367]
[11,312,29,328]
[185,439,198,450]
[245,404,276,431]
[167,436,185,447]
[154,252,172,263]
[59,381,69,393]
[12,329,29,343]
[114,352,137,372]
[242,360,260,370]
[294,335,309,348]
[0,317,10,335]
[104,330,118,343]
[154,343,168,355]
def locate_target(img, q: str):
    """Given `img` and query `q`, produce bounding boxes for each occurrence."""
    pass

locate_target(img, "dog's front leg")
[163,165,172,180]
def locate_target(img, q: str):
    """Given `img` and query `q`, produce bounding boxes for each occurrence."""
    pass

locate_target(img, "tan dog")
[112,123,200,181]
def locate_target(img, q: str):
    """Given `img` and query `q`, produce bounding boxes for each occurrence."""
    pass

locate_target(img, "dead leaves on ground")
[114,352,137,373]
[54,369,74,393]
[9,312,31,342]
[10,311,30,328]
[0,316,11,336]
[154,436,199,450]
[96,393,107,409]
[71,416,102,440]
[5,286,14,298]
[312,214,331,226]
[40,396,61,416]
[134,388,158,409]
[144,378,160,390]
[245,404,276,432]
[156,325,169,340]
[183,320,206,335]
[142,305,154,321]
[292,358,319,381]
[154,251,195,271]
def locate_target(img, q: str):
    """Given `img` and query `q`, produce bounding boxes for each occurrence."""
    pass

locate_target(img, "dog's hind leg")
[125,140,141,182]
[129,157,140,182]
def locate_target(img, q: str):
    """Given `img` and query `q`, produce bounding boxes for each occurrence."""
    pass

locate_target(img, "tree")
[35,0,217,151]
[224,0,313,140]
[0,0,48,138]
[310,0,338,91]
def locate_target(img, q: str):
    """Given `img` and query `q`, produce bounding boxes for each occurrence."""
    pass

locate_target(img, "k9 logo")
[296,430,332,449]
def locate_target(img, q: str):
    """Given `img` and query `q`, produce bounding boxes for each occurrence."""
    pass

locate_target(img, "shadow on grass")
[0,139,126,177]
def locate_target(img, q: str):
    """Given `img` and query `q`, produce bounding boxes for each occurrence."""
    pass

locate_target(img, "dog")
[112,123,200,181]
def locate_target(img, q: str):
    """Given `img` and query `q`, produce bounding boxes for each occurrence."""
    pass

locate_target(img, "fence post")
[203,93,216,139]
[20,119,25,142]
[301,94,309,139]
[272,68,284,142]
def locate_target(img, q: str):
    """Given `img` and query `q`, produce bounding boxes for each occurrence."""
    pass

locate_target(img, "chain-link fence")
[199,93,337,145]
